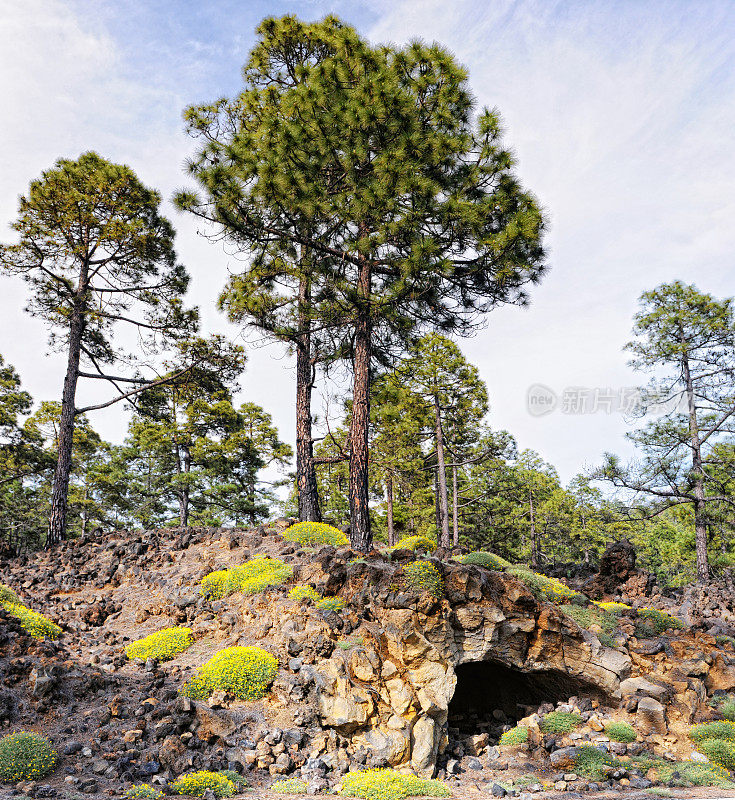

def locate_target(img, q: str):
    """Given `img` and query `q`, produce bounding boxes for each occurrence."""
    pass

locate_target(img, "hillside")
[2,524,735,800]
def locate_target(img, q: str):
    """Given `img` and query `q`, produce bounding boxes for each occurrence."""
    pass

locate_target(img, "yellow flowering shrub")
[391,536,437,552]
[0,583,20,604]
[170,771,236,797]
[288,585,321,603]
[499,726,529,745]
[697,739,735,770]
[455,551,512,570]
[283,522,349,547]
[125,785,163,799]
[200,557,293,600]
[689,721,735,743]
[272,778,309,794]
[339,769,451,800]
[0,731,57,782]
[125,627,194,661]
[1,602,61,639]
[506,568,585,605]
[594,601,631,614]
[181,646,278,701]
[316,597,345,612]
[402,561,443,598]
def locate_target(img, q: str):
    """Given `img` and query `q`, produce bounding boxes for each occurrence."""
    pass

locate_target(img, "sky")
[1,0,734,484]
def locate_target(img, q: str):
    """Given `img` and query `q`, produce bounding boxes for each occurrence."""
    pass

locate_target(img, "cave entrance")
[447,659,603,744]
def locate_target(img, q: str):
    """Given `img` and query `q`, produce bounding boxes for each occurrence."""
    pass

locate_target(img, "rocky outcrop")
[313,563,631,773]
[583,538,656,599]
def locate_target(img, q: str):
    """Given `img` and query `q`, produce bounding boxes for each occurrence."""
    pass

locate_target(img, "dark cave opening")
[447,659,605,744]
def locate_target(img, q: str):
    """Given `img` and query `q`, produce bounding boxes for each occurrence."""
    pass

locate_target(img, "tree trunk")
[179,448,191,528]
[386,474,396,546]
[452,465,459,547]
[682,346,709,583]
[348,255,372,552]
[296,274,321,522]
[434,399,450,548]
[47,302,85,548]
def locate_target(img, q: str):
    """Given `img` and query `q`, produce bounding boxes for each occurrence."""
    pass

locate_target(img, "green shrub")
[540,711,583,734]
[1,603,62,640]
[697,739,735,770]
[655,760,734,788]
[339,769,450,800]
[200,557,293,600]
[638,607,684,633]
[181,646,277,701]
[0,584,20,605]
[316,597,345,612]
[392,536,437,552]
[455,551,512,570]
[288,585,321,603]
[573,745,618,779]
[170,771,236,797]
[402,561,443,598]
[125,785,163,799]
[0,731,58,782]
[716,635,735,650]
[219,770,246,788]
[716,697,735,722]
[561,604,617,638]
[605,721,637,743]
[506,568,586,605]
[125,626,194,661]
[689,721,735,743]
[499,726,529,746]
[272,778,309,794]
[283,522,348,547]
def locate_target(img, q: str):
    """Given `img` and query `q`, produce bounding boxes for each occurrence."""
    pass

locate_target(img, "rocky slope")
[2,525,735,799]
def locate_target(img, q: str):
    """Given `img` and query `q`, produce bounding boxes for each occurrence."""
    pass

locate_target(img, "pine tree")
[178,15,545,550]
[598,281,735,584]
[1,153,196,545]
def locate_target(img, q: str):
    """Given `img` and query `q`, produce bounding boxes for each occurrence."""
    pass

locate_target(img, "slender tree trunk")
[434,400,450,548]
[452,465,459,547]
[47,300,86,548]
[682,346,709,583]
[296,273,321,522]
[386,474,396,546]
[529,490,540,568]
[348,254,372,552]
[179,448,191,528]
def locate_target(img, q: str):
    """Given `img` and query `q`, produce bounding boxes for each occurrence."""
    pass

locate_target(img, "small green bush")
[316,597,345,612]
[506,568,586,605]
[181,646,278,701]
[0,731,58,782]
[125,627,194,661]
[638,607,684,633]
[200,557,293,600]
[402,561,443,598]
[0,584,20,605]
[171,771,236,797]
[689,721,735,743]
[218,770,246,788]
[697,739,735,770]
[561,604,617,638]
[339,769,450,800]
[540,710,583,734]
[391,536,437,552]
[605,721,637,743]
[655,760,734,788]
[125,785,163,799]
[499,726,529,745]
[714,696,735,722]
[288,585,321,603]
[0,603,61,640]
[272,778,309,794]
[573,745,618,779]
[455,551,512,570]
[283,522,348,547]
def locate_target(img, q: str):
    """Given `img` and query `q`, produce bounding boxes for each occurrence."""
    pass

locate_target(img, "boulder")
[636,697,667,735]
